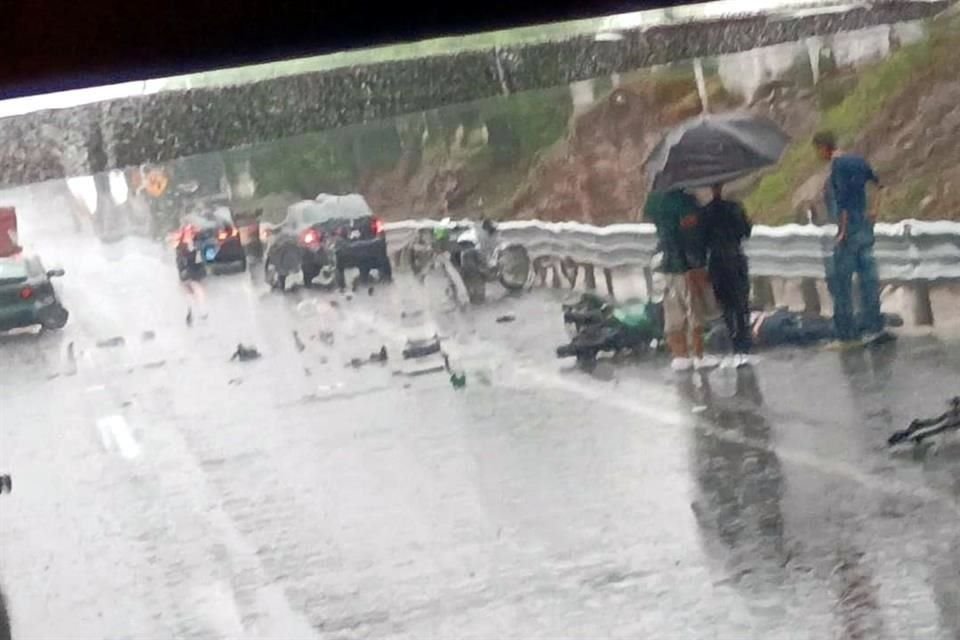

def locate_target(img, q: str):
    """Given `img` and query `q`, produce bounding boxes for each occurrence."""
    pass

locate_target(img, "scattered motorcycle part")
[231,344,261,362]
[403,337,442,360]
[96,336,126,348]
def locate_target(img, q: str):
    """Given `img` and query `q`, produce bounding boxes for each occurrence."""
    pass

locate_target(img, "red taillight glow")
[217,227,238,242]
[179,224,197,244]
[371,218,384,235]
[300,229,322,247]
[19,286,33,300]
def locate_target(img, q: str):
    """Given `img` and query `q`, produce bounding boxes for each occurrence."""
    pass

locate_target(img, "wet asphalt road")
[1,200,959,640]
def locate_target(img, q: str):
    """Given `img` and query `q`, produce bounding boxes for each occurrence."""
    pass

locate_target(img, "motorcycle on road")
[557,293,665,366]
[410,219,532,305]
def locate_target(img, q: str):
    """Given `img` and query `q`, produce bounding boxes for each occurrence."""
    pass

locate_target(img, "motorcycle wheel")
[39,304,69,331]
[497,244,532,291]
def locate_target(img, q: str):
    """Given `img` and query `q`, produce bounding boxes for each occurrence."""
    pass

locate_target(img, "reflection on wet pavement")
[0,198,958,639]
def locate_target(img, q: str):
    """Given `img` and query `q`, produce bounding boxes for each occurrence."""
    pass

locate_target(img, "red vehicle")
[0,207,21,258]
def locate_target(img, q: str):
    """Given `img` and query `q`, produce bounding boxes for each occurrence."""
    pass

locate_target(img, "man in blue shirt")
[813,130,892,347]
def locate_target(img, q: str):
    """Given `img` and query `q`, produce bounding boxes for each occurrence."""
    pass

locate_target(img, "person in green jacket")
[644,189,718,371]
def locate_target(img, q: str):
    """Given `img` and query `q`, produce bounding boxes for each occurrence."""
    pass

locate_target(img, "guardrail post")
[751,276,775,309]
[561,258,579,288]
[801,277,821,314]
[552,264,562,289]
[902,223,936,326]
[604,268,615,297]
[643,267,655,299]
[912,281,935,326]
[584,264,597,290]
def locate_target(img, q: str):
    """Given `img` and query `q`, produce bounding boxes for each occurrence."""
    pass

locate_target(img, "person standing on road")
[644,189,718,371]
[702,182,753,366]
[813,131,892,349]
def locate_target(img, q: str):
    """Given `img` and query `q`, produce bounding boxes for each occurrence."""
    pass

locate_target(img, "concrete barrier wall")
[384,218,960,328]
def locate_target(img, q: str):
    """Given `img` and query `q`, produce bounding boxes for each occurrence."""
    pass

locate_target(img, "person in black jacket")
[702,183,753,366]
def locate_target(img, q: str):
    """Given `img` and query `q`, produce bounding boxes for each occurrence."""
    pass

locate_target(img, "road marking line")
[347,306,960,515]
[96,415,142,460]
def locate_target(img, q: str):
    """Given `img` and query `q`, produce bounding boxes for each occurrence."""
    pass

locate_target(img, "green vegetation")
[880,174,933,221]
[745,15,956,223]
[746,38,932,220]
[211,82,573,209]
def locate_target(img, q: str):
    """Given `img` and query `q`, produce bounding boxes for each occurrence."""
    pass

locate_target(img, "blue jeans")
[826,234,883,340]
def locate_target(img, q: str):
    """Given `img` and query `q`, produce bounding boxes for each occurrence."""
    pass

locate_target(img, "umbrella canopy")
[645,112,790,193]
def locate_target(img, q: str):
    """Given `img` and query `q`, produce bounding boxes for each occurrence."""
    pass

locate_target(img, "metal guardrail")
[385,219,960,282]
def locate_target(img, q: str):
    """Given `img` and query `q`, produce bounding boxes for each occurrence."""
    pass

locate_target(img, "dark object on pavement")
[96,336,126,348]
[557,293,664,366]
[0,474,10,494]
[496,314,516,323]
[441,352,467,389]
[646,112,790,193]
[292,330,306,352]
[185,307,193,327]
[705,308,903,352]
[0,252,69,332]
[174,207,247,281]
[0,582,9,640]
[262,195,392,291]
[142,330,156,341]
[888,397,960,446]
[318,330,335,345]
[403,336,442,359]
[231,343,261,362]
[347,346,389,369]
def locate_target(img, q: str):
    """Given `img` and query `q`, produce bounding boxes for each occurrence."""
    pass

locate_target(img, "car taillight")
[19,286,33,300]
[371,218,384,235]
[300,228,322,247]
[217,227,237,242]
[179,224,197,244]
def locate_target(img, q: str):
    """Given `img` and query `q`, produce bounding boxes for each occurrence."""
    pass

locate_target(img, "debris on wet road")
[1,200,959,640]
[230,343,261,361]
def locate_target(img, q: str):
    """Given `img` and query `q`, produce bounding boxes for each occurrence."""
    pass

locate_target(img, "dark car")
[263,195,392,290]
[174,207,247,280]
[0,253,69,332]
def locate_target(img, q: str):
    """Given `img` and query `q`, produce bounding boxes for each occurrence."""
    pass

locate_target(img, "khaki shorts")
[663,268,714,334]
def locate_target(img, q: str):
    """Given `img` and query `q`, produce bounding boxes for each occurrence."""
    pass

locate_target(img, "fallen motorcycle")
[888,396,960,446]
[411,220,531,305]
[557,294,665,366]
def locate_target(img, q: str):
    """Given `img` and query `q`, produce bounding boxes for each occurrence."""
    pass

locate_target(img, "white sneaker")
[671,357,693,371]
[694,355,720,370]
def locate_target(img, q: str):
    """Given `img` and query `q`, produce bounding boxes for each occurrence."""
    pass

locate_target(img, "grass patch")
[744,21,945,223]
[879,174,932,221]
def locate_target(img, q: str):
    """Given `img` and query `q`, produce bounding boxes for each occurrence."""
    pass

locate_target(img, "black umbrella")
[645,112,790,193]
